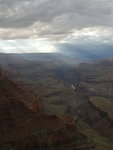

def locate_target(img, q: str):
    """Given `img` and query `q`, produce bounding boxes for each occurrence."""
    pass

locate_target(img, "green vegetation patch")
[89,96,113,119]
[43,103,67,116]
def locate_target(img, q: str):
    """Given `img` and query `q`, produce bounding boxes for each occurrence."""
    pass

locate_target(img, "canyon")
[0,53,113,149]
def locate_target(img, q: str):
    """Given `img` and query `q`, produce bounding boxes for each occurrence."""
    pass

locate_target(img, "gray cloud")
[0,0,113,41]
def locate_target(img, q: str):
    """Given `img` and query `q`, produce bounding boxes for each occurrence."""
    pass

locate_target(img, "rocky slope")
[78,96,113,143]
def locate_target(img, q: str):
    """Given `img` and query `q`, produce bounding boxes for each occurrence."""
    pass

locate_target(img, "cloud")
[0,0,113,41]
[0,0,113,54]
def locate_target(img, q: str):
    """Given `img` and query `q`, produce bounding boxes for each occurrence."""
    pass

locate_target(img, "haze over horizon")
[0,0,113,55]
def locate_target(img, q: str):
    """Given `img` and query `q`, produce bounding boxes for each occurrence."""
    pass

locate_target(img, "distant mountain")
[1,50,113,70]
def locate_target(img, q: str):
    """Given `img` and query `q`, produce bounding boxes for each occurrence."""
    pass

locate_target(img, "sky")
[0,0,113,53]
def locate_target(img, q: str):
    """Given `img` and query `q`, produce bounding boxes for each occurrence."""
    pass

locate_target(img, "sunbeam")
[0,39,57,53]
